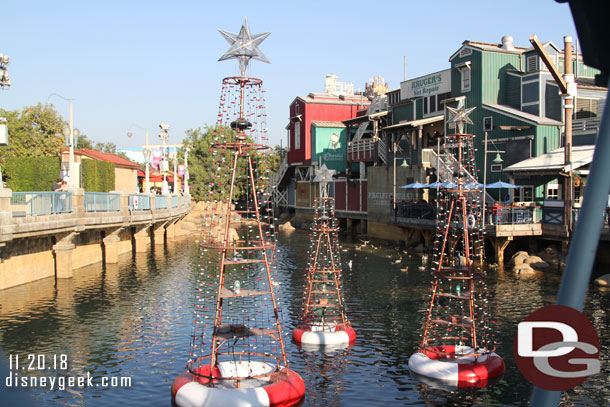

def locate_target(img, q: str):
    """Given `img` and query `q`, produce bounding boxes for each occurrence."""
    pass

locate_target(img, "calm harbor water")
[0,230,608,406]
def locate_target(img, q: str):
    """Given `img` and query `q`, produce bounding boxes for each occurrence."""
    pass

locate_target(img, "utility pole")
[564,36,574,234]
[529,34,577,235]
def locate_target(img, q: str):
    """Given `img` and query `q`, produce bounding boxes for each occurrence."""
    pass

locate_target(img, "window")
[490,164,502,172]
[461,67,471,92]
[527,55,537,73]
[541,55,556,71]
[483,116,493,132]
[437,92,451,111]
[294,123,300,150]
[423,97,428,114]
[576,98,599,119]
[574,184,583,206]
[287,127,291,150]
[520,186,534,202]
[430,95,437,113]
[546,183,560,200]
[295,103,299,115]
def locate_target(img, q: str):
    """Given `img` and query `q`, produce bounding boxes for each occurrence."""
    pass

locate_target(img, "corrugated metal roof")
[483,104,563,126]
[311,121,346,128]
[504,145,594,173]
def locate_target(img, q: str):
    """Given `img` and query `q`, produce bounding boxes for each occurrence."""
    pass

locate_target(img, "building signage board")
[401,69,451,100]
[312,126,347,172]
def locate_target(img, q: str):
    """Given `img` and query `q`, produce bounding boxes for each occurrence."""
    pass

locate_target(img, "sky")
[1,0,579,151]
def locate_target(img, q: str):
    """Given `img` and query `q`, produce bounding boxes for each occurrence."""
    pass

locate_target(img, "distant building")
[61,148,140,192]
[287,74,370,167]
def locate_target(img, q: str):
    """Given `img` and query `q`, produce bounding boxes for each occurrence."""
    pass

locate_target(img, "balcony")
[347,139,376,162]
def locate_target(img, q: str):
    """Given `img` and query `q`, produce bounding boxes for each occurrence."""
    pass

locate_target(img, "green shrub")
[3,157,60,191]
[82,159,115,192]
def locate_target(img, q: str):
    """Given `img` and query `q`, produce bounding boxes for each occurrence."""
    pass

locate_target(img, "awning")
[504,145,594,174]
[383,114,444,131]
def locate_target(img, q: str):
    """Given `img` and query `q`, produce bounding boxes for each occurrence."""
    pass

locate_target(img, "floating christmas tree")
[408,105,504,388]
[292,165,355,347]
[172,18,305,407]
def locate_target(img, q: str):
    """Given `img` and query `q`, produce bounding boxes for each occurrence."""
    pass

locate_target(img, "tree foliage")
[82,159,115,192]
[0,103,67,166]
[3,157,60,191]
[182,126,282,202]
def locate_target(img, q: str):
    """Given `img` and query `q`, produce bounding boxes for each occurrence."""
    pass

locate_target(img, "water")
[0,231,608,406]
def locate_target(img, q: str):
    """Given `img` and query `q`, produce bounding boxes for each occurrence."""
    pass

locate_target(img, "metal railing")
[84,192,121,212]
[572,117,601,133]
[489,206,542,225]
[155,195,168,210]
[128,194,151,211]
[348,139,376,154]
[171,195,178,208]
[11,191,73,217]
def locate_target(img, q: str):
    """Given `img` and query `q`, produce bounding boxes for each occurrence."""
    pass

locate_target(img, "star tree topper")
[218,17,270,76]
[313,164,336,198]
[447,105,476,134]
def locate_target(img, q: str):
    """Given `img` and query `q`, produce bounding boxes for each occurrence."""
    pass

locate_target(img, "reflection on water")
[0,231,608,406]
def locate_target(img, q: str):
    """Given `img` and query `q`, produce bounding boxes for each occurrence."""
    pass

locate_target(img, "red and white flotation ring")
[172,360,305,407]
[292,323,356,345]
[408,345,505,387]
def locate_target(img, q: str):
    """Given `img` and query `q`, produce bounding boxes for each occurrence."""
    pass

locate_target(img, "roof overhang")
[383,114,444,131]
[504,145,594,173]
[483,104,563,126]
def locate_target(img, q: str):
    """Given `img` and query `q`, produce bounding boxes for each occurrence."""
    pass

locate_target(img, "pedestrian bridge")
[0,188,191,290]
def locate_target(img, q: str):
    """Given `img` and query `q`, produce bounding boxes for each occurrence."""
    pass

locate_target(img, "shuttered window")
[575,98,599,119]
[527,56,537,73]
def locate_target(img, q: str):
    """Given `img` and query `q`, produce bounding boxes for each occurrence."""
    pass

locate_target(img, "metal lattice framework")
[186,69,289,385]
[297,197,351,332]
[419,108,497,357]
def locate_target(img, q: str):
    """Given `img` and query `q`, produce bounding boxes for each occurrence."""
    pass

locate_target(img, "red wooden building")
[287,92,369,165]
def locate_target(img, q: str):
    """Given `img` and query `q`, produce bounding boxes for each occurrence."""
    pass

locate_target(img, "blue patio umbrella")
[399,182,428,189]
[464,181,484,190]
[485,181,519,204]
[485,181,519,189]
[425,182,443,188]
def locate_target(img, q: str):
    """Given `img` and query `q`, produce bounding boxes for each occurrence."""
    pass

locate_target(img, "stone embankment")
[174,201,252,243]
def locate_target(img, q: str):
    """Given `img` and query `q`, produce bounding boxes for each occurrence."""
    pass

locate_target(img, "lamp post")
[127,126,150,193]
[158,123,170,195]
[0,53,10,185]
[142,148,151,193]
[392,134,408,214]
[48,94,80,190]
[184,147,190,196]
[169,150,178,194]
[482,131,505,228]
[0,53,10,88]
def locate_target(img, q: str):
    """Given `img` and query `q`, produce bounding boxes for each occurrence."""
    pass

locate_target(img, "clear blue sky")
[2,0,578,150]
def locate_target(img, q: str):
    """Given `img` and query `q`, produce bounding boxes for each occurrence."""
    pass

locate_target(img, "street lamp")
[0,53,10,88]
[48,93,79,190]
[127,125,150,193]
[183,147,190,196]
[142,147,151,193]
[482,131,506,227]
[169,150,178,194]
[158,123,170,195]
